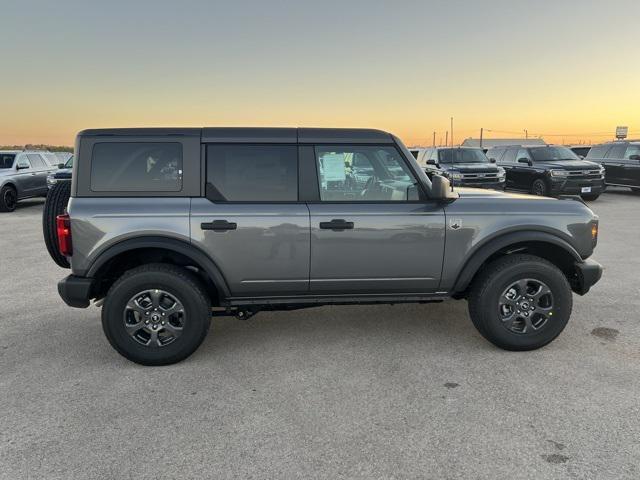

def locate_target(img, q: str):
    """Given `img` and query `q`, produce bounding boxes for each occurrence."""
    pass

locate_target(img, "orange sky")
[2,1,639,147]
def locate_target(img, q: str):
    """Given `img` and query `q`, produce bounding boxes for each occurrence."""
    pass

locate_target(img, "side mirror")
[16,164,29,170]
[58,163,66,169]
[489,158,496,163]
[517,157,532,166]
[426,159,438,166]
[431,174,459,201]
[629,154,640,161]
[578,155,585,160]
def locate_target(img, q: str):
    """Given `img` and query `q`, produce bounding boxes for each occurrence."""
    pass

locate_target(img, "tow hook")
[235,308,259,320]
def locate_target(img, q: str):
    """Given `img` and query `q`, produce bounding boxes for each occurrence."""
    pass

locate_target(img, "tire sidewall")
[102,270,209,365]
[476,261,572,349]
[1,186,17,212]
[532,178,548,196]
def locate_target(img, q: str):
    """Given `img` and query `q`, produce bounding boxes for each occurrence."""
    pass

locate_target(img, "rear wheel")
[468,254,572,351]
[42,181,71,268]
[102,264,211,365]
[531,178,549,197]
[631,187,640,194]
[0,185,18,212]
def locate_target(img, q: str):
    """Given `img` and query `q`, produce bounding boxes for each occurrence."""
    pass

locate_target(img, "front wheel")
[102,264,211,365]
[581,193,600,201]
[531,178,549,197]
[468,254,572,351]
[0,185,18,212]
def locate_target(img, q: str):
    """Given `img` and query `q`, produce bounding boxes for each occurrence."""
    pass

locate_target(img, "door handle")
[201,220,237,231]
[319,219,354,231]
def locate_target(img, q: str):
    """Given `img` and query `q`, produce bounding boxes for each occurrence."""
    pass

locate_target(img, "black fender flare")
[85,236,231,298]
[452,230,582,293]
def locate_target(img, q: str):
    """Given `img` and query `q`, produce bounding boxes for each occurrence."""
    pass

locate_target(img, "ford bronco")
[52,128,602,365]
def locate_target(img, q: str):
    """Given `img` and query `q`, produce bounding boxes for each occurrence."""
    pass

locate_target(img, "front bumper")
[58,275,94,308]
[550,178,605,196]
[456,179,506,190]
[572,258,603,295]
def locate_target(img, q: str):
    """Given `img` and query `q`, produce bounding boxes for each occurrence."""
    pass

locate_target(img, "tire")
[42,181,71,268]
[102,263,211,365]
[531,178,549,197]
[581,193,600,201]
[631,188,640,194]
[0,184,18,212]
[468,254,572,351]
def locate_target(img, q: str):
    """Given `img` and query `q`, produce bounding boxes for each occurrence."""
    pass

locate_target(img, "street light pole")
[451,117,454,147]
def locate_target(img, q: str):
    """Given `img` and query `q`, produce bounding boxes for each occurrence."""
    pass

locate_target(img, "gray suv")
[54,128,602,365]
[0,150,57,211]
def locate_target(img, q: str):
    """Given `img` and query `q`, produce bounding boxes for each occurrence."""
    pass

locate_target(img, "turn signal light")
[56,213,73,256]
[591,222,598,245]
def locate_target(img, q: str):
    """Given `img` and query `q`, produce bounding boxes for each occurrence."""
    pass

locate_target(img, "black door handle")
[201,220,237,231]
[319,219,354,231]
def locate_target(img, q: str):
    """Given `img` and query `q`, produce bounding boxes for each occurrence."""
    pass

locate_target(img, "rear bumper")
[58,275,94,308]
[573,258,603,295]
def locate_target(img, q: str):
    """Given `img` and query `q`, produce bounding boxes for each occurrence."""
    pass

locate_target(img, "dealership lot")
[0,191,639,479]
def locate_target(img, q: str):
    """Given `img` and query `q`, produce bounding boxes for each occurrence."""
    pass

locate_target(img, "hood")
[53,168,72,178]
[533,159,600,170]
[454,187,548,200]
[439,162,499,173]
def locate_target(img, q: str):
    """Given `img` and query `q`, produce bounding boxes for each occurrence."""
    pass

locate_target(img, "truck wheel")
[531,179,549,197]
[581,193,600,201]
[631,188,640,194]
[102,264,211,365]
[42,182,71,268]
[0,185,18,212]
[468,254,572,351]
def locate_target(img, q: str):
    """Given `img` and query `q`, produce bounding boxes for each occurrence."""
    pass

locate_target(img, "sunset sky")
[2,0,639,147]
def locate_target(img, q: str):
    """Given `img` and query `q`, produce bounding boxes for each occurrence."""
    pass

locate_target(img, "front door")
[308,145,445,294]
[191,144,310,296]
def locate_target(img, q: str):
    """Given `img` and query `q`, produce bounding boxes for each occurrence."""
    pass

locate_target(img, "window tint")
[501,148,518,163]
[315,145,418,202]
[438,148,489,164]
[586,144,611,159]
[27,154,46,169]
[606,143,627,159]
[516,148,532,161]
[206,145,297,202]
[624,145,640,159]
[42,153,59,166]
[409,150,419,159]
[0,153,15,169]
[91,142,183,192]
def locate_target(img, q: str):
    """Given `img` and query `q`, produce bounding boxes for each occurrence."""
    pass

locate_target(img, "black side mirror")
[578,155,585,160]
[426,159,437,166]
[517,157,532,166]
[489,158,496,163]
[58,163,66,169]
[16,164,29,170]
[629,154,640,161]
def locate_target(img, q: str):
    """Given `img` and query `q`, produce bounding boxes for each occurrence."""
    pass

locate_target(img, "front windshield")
[438,148,489,164]
[65,156,73,168]
[530,146,580,162]
[0,154,16,169]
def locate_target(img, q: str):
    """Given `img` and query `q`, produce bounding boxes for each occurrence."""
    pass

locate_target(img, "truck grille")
[567,169,602,180]
[461,173,501,182]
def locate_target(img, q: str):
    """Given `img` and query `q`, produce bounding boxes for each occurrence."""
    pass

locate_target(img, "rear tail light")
[56,213,72,256]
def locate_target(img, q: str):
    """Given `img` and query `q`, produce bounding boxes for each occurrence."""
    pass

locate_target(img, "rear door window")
[586,144,611,159]
[90,142,183,192]
[501,148,518,164]
[605,143,626,159]
[624,145,640,159]
[487,148,504,162]
[206,144,298,201]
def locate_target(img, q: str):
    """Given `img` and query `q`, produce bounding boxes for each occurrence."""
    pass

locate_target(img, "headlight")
[599,166,605,177]
[449,172,463,180]
[497,168,506,180]
[46,175,57,186]
[550,169,568,177]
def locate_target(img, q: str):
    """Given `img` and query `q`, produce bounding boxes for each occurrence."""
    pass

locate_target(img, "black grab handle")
[201,220,237,231]
[319,219,354,231]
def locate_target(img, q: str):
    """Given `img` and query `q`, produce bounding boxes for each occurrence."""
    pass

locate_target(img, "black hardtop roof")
[77,127,394,144]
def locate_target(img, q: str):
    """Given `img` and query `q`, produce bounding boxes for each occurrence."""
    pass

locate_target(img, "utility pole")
[450,117,454,147]
[445,131,448,148]
[432,131,436,147]
[524,129,528,140]
[479,127,483,149]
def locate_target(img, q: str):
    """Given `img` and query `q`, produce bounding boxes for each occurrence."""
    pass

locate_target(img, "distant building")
[462,138,547,148]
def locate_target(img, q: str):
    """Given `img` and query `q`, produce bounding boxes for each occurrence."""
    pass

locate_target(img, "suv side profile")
[487,144,605,200]
[0,150,56,211]
[409,147,506,190]
[585,140,640,192]
[54,128,602,365]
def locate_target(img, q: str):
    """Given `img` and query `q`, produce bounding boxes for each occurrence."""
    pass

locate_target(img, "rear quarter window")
[90,142,183,192]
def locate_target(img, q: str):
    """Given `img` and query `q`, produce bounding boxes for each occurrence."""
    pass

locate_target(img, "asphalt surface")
[1,190,639,479]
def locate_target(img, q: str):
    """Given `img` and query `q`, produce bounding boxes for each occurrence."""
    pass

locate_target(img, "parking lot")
[0,190,638,479]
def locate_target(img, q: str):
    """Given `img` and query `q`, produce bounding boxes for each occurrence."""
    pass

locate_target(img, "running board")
[221,293,449,308]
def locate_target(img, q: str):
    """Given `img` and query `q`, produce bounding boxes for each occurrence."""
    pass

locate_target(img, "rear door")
[26,153,50,195]
[602,143,626,184]
[622,144,640,187]
[190,142,311,297]
[498,148,519,189]
[307,144,445,294]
